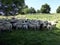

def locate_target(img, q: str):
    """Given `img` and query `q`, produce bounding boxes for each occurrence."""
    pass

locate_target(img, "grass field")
[0,13,60,45]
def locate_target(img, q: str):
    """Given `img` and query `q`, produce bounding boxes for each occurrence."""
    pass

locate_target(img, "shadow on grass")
[0,27,60,45]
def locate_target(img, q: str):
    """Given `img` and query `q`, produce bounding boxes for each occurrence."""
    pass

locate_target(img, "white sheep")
[28,23,37,30]
[0,22,12,31]
[48,21,58,28]
[13,22,22,29]
[47,20,58,30]
[22,24,28,29]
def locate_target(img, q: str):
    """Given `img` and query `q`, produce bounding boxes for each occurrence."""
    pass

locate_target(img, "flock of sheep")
[0,17,58,32]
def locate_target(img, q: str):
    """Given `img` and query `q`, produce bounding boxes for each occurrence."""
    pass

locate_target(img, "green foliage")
[56,6,60,13]
[1,0,25,5]
[21,5,29,14]
[1,0,12,4]
[37,10,41,13]
[40,3,51,13]
[24,5,28,8]
[1,0,25,15]
[21,7,36,14]
[22,8,30,14]
[29,7,36,14]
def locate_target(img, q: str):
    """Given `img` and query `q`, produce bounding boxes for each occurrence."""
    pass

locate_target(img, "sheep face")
[47,24,52,30]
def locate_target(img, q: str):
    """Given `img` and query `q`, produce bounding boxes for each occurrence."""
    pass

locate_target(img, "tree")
[23,5,28,8]
[22,8,30,14]
[21,5,29,14]
[1,0,25,6]
[40,3,51,13]
[29,7,36,14]
[1,0,25,15]
[56,6,60,13]
[37,10,40,13]
[21,7,36,14]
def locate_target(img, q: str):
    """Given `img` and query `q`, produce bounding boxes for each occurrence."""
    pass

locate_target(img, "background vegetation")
[0,0,60,15]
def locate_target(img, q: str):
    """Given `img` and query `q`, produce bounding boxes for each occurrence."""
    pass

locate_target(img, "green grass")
[0,13,60,45]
